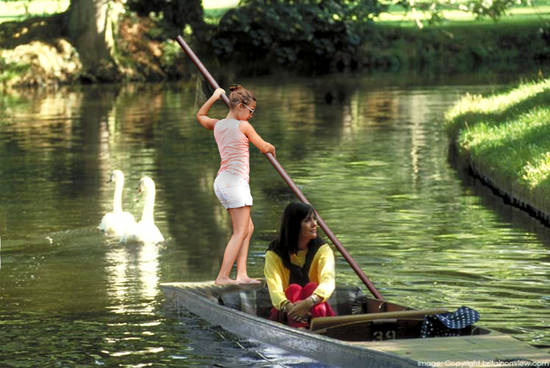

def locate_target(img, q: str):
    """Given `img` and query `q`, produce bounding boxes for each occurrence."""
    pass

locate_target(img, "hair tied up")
[229,84,242,92]
[227,84,255,109]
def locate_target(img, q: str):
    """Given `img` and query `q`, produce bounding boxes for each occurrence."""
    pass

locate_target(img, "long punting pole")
[176,35,384,300]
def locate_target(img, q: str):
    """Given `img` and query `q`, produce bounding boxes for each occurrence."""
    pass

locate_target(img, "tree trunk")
[67,0,124,80]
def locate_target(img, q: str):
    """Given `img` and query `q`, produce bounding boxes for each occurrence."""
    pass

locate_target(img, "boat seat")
[217,284,385,320]
[216,284,367,318]
[310,308,450,332]
[326,285,365,316]
[216,285,274,318]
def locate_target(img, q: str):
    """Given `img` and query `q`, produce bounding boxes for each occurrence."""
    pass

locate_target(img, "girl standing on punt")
[197,85,275,285]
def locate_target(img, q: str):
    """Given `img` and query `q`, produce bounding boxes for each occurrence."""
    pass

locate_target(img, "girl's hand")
[196,88,225,130]
[213,88,225,99]
[264,142,276,157]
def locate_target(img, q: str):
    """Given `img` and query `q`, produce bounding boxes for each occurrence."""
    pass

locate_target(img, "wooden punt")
[160,281,549,368]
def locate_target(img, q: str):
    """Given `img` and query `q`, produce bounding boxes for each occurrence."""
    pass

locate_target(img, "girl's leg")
[300,282,318,299]
[215,206,251,285]
[298,282,336,318]
[312,302,336,318]
[285,284,303,303]
[236,217,260,284]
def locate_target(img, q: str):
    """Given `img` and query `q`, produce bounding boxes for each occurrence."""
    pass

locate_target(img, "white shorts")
[213,172,253,209]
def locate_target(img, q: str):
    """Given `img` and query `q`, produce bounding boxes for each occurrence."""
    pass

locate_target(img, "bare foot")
[215,277,239,285]
[236,277,261,285]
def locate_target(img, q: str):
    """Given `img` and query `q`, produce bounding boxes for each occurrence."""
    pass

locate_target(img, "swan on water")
[98,170,136,237]
[120,176,164,245]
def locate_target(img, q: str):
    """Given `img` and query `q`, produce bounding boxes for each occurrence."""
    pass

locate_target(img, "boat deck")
[356,334,549,365]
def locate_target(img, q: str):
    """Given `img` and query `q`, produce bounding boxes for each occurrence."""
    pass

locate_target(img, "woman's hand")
[287,298,314,322]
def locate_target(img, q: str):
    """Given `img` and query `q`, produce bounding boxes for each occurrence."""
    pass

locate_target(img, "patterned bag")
[420,306,480,338]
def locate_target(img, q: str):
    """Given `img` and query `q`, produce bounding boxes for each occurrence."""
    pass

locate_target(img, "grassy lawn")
[0,0,237,23]
[375,8,550,27]
[445,79,550,211]
[203,0,238,9]
[0,0,68,23]
[375,0,550,27]
[1,0,548,25]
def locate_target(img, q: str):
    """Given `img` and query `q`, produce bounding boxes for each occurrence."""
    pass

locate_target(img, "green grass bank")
[446,78,550,224]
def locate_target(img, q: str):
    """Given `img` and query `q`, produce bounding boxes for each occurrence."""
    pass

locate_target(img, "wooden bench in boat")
[310,308,449,333]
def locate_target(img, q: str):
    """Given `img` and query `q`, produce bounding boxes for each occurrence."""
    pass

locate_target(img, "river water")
[0,70,548,367]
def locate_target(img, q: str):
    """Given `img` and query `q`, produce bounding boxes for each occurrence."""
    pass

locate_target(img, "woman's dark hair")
[228,84,255,110]
[268,202,323,269]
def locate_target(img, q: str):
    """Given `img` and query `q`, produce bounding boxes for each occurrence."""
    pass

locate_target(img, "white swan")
[98,170,136,237]
[120,176,164,244]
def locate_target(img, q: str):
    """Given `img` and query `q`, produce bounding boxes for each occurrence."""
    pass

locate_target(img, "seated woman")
[264,202,336,327]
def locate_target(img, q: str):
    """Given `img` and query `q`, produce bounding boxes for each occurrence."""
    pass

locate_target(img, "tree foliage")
[211,0,386,72]
[125,0,208,40]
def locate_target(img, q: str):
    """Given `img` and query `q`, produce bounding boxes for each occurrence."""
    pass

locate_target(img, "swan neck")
[142,189,155,222]
[113,178,124,213]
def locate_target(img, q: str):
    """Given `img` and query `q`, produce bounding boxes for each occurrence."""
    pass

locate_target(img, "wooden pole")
[176,35,384,300]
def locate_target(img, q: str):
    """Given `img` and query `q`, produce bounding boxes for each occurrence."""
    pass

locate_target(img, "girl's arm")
[312,245,336,301]
[264,251,289,309]
[196,88,225,130]
[239,121,276,155]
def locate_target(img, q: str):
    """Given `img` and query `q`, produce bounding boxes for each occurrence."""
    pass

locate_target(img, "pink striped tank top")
[214,118,250,182]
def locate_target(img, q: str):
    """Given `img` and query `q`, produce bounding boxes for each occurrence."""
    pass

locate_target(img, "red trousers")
[270,282,336,327]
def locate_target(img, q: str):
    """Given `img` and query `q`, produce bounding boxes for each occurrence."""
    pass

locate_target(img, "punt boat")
[160,281,549,368]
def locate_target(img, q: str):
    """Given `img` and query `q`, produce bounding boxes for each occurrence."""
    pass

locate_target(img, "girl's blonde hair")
[228,84,256,110]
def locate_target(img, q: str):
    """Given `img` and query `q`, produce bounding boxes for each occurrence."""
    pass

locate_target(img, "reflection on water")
[0,70,549,366]
[105,241,159,314]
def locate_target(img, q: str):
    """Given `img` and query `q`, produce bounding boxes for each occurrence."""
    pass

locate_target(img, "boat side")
[161,282,418,368]
[161,282,550,368]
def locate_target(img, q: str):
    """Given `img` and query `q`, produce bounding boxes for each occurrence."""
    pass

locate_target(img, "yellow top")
[264,244,336,310]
